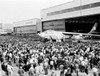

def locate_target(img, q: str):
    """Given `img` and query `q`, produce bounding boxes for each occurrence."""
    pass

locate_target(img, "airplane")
[62,22,100,40]
[38,22,100,41]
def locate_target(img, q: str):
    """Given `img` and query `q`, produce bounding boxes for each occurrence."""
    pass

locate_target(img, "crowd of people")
[0,34,100,76]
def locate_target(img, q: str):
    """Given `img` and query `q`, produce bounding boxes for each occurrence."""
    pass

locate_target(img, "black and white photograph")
[0,0,100,76]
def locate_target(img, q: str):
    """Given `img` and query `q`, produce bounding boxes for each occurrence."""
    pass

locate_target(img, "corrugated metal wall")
[14,25,37,34]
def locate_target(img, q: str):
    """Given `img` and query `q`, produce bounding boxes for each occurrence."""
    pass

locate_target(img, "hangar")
[41,0,100,34]
[13,18,42,34]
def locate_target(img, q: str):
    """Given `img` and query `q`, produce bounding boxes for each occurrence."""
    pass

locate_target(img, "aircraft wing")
[63,32,100,37]
[62,31,100,40]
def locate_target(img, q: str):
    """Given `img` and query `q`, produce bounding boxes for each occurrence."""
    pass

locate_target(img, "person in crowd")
[39,63,44,74]
[43,60,49,75]
[92,65,98,76]
[7,62,13,76]
[50,60,54,70]
[35,64,40,76]
[1,61,8,76]
[51,70,57,76]
[60,65,64,76]
[18,66,25,76]
[28,64,36,76]
[64,67,72,76]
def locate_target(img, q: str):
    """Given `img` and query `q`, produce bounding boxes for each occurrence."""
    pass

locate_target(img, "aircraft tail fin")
[89,22,98,34]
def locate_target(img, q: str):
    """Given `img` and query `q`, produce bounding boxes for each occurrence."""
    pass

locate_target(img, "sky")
[0,0,73,24]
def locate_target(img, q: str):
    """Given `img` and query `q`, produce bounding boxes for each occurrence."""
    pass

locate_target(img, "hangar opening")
[65,14,100,34]
[65,22,94,33]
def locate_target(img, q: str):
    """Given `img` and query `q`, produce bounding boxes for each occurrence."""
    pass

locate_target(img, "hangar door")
[43,20,65,32]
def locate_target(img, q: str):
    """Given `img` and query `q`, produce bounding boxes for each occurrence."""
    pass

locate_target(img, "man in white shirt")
[7,63,13,76]
[92,66,98,76]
